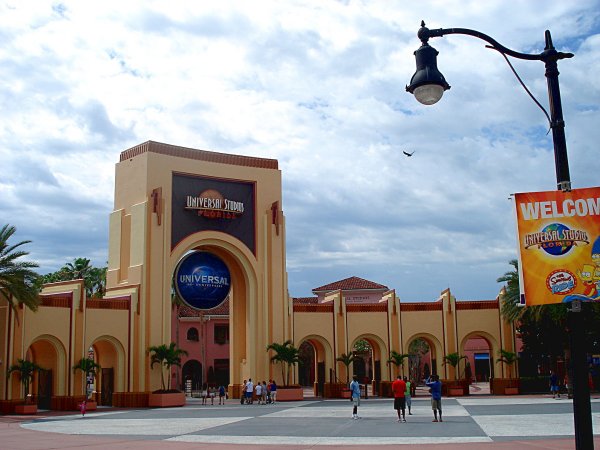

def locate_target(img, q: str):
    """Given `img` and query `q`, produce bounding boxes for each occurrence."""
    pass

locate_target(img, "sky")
[2,1,600,302]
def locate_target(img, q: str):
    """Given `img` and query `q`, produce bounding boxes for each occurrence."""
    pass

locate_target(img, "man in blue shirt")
[425,374,443,422]
[350,375,361,419]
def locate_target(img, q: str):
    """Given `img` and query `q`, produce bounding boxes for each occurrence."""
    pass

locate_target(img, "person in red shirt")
[391,375,407,422]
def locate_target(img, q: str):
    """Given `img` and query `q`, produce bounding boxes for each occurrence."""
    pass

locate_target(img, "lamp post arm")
[421,26,574,63]
[417,21,573,191]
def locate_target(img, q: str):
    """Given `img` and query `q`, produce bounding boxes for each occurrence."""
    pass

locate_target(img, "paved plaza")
[1,395,599,449]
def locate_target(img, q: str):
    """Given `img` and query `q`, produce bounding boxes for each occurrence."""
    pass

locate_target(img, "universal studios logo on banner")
[175,252,231,310]
[514,186,600,306]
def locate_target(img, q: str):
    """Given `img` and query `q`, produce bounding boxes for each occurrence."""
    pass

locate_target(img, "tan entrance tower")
[106,141,289,396]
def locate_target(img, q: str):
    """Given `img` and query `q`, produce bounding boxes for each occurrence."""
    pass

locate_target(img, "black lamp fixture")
[405,22,450,105]
[407,21,594,450]
[406,20,574,193]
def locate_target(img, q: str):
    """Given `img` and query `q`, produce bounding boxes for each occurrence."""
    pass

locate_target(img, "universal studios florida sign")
[175,251,231,310]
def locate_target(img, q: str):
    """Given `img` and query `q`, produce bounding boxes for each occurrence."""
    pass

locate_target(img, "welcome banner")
[514,186,600,306]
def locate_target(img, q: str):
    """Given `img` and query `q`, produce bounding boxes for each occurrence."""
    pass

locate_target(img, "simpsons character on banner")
[514,186,600,306]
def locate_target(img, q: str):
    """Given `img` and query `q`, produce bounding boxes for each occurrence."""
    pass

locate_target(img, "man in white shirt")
[245,378,254,404]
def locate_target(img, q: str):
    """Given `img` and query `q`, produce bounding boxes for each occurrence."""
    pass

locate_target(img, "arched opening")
[171,237,257,397]
[406,334,442,384]
[187,327,199,342]
[182,359,203,392]
[298,341,315,387]
[351,334,387,396]
[408,337,431,383]
[92,336,126,406]
[464,336,493,382]
[297,335,332,397]
[460,332,497,394]
[28,336,66,408]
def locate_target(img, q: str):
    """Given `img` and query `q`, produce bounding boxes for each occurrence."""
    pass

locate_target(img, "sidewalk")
[1,394,598,450]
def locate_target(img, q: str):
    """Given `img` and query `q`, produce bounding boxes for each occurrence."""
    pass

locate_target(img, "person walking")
[218,385,226,405]
[392,375,407,422]
[425,374,443,422]
[350,375,361,419]
[270,379,277,404]
[549,370,560,399]
[403,376,412,415]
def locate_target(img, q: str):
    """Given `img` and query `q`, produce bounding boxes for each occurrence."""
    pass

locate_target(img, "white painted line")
[472,413,600,436]
[167,435,493,445]
[21,417,252,435]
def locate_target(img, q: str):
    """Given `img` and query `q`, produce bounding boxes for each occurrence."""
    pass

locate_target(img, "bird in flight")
[403,150,415,157]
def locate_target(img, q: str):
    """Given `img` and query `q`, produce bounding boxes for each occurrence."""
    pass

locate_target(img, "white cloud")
[1,0,599,301]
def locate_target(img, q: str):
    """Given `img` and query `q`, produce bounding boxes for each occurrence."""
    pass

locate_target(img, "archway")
[92,335,126,406]
[298,341,315,387]
[460,332,498,385]
[297,335,332,397]
[171,235,258,395]
[351,334,387,396]
[28,335,67,408]
[405,333,443,382]
[182,359,202,392]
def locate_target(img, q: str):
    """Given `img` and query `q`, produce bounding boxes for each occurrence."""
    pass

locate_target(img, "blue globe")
[175,252,231,310]
[541,223,573,256]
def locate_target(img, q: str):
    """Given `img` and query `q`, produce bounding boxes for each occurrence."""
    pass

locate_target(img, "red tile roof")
[292,297,319,305]
[120,141,278,169]
[313,276,388,293]
[178,298,230,317]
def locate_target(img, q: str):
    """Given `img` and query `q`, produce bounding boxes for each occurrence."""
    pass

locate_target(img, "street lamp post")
[406,21,593,450]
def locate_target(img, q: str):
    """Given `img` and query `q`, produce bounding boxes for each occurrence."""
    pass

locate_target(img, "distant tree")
[39,257,107,298]
[0,224,40,315]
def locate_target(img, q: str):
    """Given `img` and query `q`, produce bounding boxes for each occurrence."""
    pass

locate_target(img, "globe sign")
[175,251,231,310]
[541,223,574,256]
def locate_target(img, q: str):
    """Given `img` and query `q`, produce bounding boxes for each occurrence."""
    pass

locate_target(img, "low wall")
[112,392,149,408]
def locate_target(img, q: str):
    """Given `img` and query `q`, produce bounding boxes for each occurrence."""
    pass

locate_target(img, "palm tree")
[496,349,518,379]
[497,259,522,323]
[73,357,101,398]
[0,224,40,315]
[266,340,301,386]
[387,350,409,377]
[443,352,467,380]
[148,343,188,391]
[7,359,44,403]
[336,352,355,384]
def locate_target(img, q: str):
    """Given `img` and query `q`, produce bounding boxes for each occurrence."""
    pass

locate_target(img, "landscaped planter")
[14,404,37,415]
[148,392,186,407]
[275,387,303,402]
[490,378,521,395]
[448,387,464,396]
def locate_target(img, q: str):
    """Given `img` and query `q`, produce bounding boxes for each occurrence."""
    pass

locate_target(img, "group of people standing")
[200,383,227,405]
[350,374,443,422]
[241,378,278,405]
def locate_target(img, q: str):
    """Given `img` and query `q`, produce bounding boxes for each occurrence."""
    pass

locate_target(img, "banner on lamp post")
[514,186,600,306]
